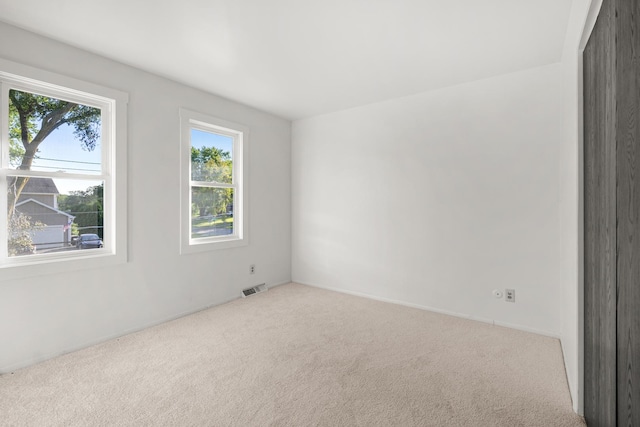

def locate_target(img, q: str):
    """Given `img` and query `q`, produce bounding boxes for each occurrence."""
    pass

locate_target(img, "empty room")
[0,0,638,425]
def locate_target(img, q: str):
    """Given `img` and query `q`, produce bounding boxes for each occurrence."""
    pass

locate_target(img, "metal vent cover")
[241,284,267,298]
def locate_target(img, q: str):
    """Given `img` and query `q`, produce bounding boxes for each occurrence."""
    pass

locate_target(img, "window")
[0,59,127,270]
[180,109,246,253]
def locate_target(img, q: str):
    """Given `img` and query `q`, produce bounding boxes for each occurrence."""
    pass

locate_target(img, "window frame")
[0,58,127,276]
[180,108,248,253]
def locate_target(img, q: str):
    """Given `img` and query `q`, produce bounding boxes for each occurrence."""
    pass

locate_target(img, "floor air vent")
[242,284,267,298]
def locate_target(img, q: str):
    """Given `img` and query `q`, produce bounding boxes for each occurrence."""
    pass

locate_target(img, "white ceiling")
[0,0,573,120]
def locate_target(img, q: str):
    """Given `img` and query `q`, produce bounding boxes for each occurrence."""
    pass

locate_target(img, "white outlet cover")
[492,289,503,299]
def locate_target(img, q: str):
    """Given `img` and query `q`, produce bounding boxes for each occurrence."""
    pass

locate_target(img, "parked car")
[77,233,103,249]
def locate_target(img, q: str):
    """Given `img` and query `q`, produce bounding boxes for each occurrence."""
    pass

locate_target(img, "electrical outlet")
[505,289,515,302]
[250,264,255,274]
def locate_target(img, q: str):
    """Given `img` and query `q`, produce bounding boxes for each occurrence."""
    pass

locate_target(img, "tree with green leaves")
[8,89,101,217]
[191,146,233,217]
[9,139,25,168]
[57,184,104,238]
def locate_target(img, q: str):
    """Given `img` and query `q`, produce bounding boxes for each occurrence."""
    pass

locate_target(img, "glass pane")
[190,129,233,184]
[191,187,234,239]
[8,177,104,256]
[9,89,102,174]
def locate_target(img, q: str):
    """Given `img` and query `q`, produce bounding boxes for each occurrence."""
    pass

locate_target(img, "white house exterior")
[13,178,75,250]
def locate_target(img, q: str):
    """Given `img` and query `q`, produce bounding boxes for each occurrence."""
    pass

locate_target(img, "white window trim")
[180,108,248,254]
[0,58,127,280]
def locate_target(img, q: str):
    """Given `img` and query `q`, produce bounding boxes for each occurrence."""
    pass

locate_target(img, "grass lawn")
[192,215,233,228]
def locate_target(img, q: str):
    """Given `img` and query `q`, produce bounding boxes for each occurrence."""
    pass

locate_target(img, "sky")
[32,124,101,174]
[190,129,233,157]
[25,122,101,194]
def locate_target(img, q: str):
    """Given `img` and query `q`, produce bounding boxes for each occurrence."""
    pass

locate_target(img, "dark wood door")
[584,0,640,425]
[584,0,617,424]
[615,0,640,424]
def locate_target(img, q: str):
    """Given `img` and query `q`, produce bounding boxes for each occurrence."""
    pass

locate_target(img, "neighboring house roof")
[9,177,59,195]
[15,198,74,219]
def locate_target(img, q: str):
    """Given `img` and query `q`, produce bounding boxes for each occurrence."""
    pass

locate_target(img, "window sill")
[180,236,247,254]
[0,249,126,282]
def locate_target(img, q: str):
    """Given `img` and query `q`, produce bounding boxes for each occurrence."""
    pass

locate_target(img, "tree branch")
[31,102,76,145]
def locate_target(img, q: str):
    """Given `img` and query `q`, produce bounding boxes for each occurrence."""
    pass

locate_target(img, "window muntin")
[180,109,246,252]
[0,65,124,267]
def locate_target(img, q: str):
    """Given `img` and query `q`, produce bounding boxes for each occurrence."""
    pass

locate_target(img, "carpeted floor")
[0,282,585,426]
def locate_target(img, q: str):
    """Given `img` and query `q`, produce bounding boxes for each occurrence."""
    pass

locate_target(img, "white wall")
[292,63,565,336]
[0,22,291,372]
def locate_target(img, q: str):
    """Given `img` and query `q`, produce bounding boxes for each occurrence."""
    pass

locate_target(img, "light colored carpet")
[0,282,584,426]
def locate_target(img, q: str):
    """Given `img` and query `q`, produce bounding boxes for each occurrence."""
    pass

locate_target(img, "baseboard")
[1,280,292,374]
[295,280,561,339]
[265,281,291,290]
